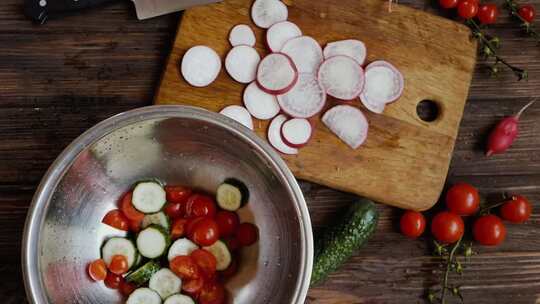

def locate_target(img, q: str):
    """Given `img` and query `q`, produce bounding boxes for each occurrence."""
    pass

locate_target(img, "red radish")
[281,118,312,147]
[256,53,298,95]
[243,82,280,120]
[251,0,288,29]
[181,45,222,87]
[229,24,256,47]
[225,45,261,84]
[277,73,326,118]
[360,60,404,113]
[322,105,369,149]
[318,55,365,100]
[486,99,537,156]
[268,114,299,154]
[281,36,324,74]
[266,21,302,52]
[323,39,367,65]
[219,105,254,130]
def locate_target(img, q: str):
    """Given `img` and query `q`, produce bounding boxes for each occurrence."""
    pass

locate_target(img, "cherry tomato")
[129,218,142,233]
[477,4,499,24]
[439,0,459,9]
[219,258,238,279]
[215,211,240,237]
[186,216,207,237]
[400,211,426,238]
[171,218,189,239]
[223,237,240,252]
[500,195,532,223]
[431,211,464,243]
[108,254,129,275]
[170,255,201,280]
[164,202,185,219]
[186,194,217,218]
[457,0,479,19]
[102,209,129,231]
[191,249,218,276]
[518,4,536,23]
[120,192,145,222]
[445,183,480,216]
[473,214,506,246]
[165,185,193,204]
[119,280,136,297]
[235,223,259,247]
[190,218,220,246]
[182,276,205,295]
[199,281,226,304]
[104,272,123,289]
[87,259,107,281]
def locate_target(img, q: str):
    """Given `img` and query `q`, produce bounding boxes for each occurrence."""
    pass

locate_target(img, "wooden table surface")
[1,0,539,303]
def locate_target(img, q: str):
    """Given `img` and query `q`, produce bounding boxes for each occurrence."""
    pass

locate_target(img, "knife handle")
[24,0,117,24]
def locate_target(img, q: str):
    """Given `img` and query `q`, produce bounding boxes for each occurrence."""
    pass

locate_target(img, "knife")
[24,0,221,24]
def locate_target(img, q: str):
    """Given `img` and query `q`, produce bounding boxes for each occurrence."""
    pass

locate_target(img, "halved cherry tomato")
[170,255,201,280]
[129,218,142,233]
[219,258,238,279]
[500,195,532,223]
[171,218,189,239]
[119,280,136,297]
[186,194,217,218]
[165,185,193,204]
[457,0,479,19]
[199,281,226,304]
[164,202,185,219]
[473,214,506,246]
[223,237,239,252]
[108,254,129,275]
[236,223,258,247]
[102,209,129,231]
[431,211,464,244]
[182,276,205,295]
[186,216,207,237]
[104,272,123,289]
[400,211,426,239]
[88,259,107,281]
[120,192,144,222]
[215,211,239,238]
[190,218,220,246]
[191,249,217,276]
[445,182,480,216]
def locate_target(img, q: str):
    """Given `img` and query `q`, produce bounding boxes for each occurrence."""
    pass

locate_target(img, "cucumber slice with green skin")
[126,261,161,286]
[142,211,170,231]
[101,237,137,269]
[168,238,199,261]
[203,240,231,271]
[310,198,379,286]
[126,287,162,304]
[137,225,171,259]
[216,179,249,211]
[149,268,182,299]
[164,294,195,304]
[133,181,167,213]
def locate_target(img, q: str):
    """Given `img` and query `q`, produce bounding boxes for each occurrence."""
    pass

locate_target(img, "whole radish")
[486,99,536,156]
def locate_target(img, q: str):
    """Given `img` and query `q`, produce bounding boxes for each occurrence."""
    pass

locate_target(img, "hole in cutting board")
[416,100,440,122]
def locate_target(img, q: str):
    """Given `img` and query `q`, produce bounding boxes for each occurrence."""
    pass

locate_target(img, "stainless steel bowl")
[22,105,313,304]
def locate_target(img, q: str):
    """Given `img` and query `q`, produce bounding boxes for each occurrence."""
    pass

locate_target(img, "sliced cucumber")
[126,287,162,304]
[164,294,195,304]
[168,238,198,261]
[137,225,170,259]
[203,240,231,271]
[133,181,167,213]
[142,211,170,231]
[126,260,161,286]
[101,237,137,269]
[149,268,182,299]
[216,179,248,211]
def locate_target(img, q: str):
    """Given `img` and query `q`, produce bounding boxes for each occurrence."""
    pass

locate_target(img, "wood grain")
[154,0,478,211]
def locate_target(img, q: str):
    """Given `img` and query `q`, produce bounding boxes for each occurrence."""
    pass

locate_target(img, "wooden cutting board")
[155,0,477,211]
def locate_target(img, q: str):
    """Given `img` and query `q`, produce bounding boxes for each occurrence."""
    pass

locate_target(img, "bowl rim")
[22,105,313,304]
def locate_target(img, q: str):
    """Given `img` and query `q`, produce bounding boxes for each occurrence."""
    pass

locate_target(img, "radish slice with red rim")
[322,105,369,149]
[243,82,280,120]
[323,39,367,65]
[229,24,256,47]
[180,45,222,87]
[256,53,298,95]
[318,55,365,100]
[277,73,326,118]
[281,118,312,147]
[360,96,386,114]
[220,105,254,130]
[281,36,323,74]
[360,60,404,107]
[251,0,288,29]
[268,114,299,155]
[266,21,302,52]
[225,45,261,83]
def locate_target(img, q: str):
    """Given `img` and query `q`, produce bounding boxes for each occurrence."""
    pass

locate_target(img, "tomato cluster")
[440,0,536,24]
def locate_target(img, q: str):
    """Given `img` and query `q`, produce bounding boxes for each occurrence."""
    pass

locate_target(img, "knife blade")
[132,0,220,20]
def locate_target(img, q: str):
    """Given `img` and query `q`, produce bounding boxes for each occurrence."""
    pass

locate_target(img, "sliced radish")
[229,24,256,47]
[318,55,365,100]
[220,105,254,130]
[251,0,288,29]
[268,114,299,155]
[323,39,367,66]
[277,73,326,118]
[266,21,302,52]
[256,53,298,95]
[360,60,404,109]
[359,96,386,114]
[281,36,323,74]
[225,45,261,84]
[180,45,221,87]
[322,105,369,149]
[243,82,280,120]
[281,118,312,147]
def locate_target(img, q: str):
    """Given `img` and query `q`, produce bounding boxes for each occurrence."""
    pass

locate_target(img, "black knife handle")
[24,0,117,24]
